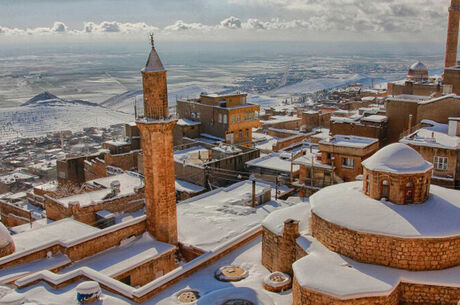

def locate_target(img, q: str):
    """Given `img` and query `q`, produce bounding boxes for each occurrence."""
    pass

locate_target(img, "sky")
[0,0,453,43]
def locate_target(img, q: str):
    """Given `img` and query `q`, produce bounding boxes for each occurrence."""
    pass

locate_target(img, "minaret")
[137,35,178,245]
[445,0,460,68]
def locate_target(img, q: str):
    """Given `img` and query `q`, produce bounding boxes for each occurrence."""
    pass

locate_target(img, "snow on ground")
[177,180,296,251]
[310,182,460,238]
[269,73,386,96]
[152,236,292,305]
[0,103,132,143]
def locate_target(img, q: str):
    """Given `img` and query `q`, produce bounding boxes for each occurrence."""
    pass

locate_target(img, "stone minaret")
[137,35,178,245]
[445,0,460,68]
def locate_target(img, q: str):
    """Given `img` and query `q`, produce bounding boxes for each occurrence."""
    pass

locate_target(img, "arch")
[380,179,390,199]
[405,181,415,204]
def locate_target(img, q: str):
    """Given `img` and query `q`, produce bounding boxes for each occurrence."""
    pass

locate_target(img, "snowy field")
[0,41,446,139]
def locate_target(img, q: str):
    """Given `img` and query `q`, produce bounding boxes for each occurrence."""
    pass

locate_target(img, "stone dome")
[407,61,429,81]
[0,223,12,248]
[362,143,432,174]
[409,61,428,72]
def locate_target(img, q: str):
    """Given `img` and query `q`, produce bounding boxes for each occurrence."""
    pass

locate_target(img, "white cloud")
[220,16,242,29]
[83,21,158,33]
[163,20,212,31]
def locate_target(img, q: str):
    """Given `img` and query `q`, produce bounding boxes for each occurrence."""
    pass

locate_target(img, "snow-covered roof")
[400,128,460,150]
[361,115,388,123]
[262,202,310,236]
[175,179,205,194]
[409,61,428,72]
[142,46,165,73]
[12,218,100,253]
[0,223,13,248]
[362,143,432,174]
[320,135,378,149]
[310,182,460,238]
[245,153,299,173]
[176,118,201,126]
[177,180,293,251]
[293,234,460,300]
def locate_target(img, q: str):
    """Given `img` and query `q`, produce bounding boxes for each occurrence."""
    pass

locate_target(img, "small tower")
[137,35,178,245]
[445,0,460,68]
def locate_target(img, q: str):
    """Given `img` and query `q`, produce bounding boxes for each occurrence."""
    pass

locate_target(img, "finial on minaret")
[150,32,154,49]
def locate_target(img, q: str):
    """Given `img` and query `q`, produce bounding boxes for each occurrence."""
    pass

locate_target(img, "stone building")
[400,118,460,189]
[262,143,460,304]
[0,223,14,258]
[176,93,260,146]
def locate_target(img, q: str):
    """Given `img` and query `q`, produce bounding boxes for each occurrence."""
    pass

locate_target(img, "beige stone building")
[176,93,260,146]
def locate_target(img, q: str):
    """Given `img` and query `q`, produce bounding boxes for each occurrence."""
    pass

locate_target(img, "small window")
[381,179,389,199]
[197,113,200,119]
[232,115,236,123]
[239,129,243,138]
[237,114,241,123]
[365,175,370,194]
[218,114,222,123]
[342,157,354,168]
[246,128,249,138]
[191,112,196,119]
[433,156,448,170]
[223,114,228,124]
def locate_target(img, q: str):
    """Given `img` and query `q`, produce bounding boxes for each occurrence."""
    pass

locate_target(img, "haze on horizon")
[0,0,453,44]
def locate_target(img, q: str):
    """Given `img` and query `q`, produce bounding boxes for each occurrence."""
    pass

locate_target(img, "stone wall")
[330,121,387,146]
[292,277,400,305]
[311,212,460,271]
[262,220,300,276]
[113,248,176,287]
[399,282,460,305]
[0,200,32,227]
[363,168,431,205]
[84,158,107,181]
[105,151,139,171]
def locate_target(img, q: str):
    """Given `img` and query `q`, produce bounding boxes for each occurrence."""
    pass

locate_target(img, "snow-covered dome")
[0,223,13,248]
[362,143,432,174]
[409,61,428,72]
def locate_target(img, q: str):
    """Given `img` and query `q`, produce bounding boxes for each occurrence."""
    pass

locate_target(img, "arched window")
[381,179,389,199]
[405,182,414,204]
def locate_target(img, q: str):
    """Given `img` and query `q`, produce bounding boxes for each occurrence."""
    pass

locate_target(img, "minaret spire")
[150,32,154,49]
[445,0,460,68]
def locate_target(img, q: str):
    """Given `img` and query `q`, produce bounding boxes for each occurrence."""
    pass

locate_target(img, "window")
[239,129,243,138]
[405,182,414,204]
[218,114,222,123]
[232,115,236,123]
[433,156,448,170]
[381,179,389,199]
[191,112,196,119]
[246,128,249,138]
[237,114,241,123]
[342,157,354,168]
[197,112,200,119]
[223,114,228,124]
[365,175,370,194]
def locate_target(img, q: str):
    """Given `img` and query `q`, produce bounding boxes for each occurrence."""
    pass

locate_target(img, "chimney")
[110,180,121,196]
[408,114,413,132]
[448,117,460,136]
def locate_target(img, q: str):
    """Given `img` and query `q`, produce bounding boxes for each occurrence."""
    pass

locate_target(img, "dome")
[362,143,432,174]
[409,61,428,72]
[0,223,13,248]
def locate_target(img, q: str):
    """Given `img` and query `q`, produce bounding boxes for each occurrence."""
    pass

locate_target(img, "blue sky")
[0,0,452,42]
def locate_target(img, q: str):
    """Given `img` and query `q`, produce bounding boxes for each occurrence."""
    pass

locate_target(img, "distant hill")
[0,92,132,143]
[22,91,99,107]
[101,90,142,114]
[269,73,387,96]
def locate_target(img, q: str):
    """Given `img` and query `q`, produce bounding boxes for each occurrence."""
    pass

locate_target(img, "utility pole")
[250,174,256,208]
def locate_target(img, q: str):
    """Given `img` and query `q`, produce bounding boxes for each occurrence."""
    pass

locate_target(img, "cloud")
[83,21,158,33]
[163,20,211,31]
[220,16,242,29]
